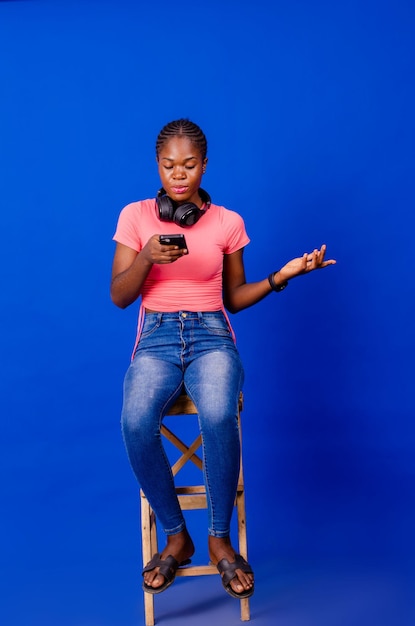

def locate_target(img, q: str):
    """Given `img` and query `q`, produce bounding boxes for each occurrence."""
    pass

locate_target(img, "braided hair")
[156,119,208,161]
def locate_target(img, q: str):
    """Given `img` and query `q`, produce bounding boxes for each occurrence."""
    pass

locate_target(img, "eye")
[185,165,195,170]
[163,165,173,170]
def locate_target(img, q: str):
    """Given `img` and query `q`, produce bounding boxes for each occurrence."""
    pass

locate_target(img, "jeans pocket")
[199,313,231,337]
[140,314,162,339]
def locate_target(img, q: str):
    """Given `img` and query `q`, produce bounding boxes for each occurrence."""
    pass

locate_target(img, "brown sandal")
[142,553,191,594]
[216,554,254,599]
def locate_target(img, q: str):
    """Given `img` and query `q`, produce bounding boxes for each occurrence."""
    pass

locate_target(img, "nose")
[172,165,186,179]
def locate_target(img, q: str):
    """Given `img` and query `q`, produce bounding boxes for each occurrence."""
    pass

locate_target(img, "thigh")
[184,348,244,417]
[123,354,184,420]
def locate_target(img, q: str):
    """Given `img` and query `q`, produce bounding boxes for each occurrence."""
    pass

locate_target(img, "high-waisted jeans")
[121,311,244,538]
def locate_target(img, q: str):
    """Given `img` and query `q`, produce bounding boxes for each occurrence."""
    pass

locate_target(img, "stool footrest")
[175,485,206,494]
[176,564,218,576]
[178,494,207,509]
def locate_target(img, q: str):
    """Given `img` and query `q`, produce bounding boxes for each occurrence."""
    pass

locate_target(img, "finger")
[317,244,327,265]
[157,248,178,263]
[159,245,181,259]
[316,248,324,268]
[308,249,318,270]
[168,248,187,263]
[159,244,179,252]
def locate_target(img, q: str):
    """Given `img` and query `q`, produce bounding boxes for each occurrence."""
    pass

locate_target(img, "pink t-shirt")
[113,198,250,311]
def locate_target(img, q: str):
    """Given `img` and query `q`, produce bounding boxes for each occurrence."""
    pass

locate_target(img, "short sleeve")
[113,202,143,252]
[222,208,250,254]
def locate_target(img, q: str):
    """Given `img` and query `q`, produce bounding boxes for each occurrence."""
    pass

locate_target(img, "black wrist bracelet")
[268,272,288,292]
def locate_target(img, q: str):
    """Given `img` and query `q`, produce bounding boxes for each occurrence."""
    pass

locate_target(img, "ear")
[202,157,208,173]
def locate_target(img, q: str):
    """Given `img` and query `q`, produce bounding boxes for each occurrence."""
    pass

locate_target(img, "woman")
[111,118,335,599]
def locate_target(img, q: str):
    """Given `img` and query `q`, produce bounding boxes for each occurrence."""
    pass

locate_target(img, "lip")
[171,186,188,194]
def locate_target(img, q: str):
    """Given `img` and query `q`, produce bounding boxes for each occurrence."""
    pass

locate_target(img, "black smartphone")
[159,234,187,249]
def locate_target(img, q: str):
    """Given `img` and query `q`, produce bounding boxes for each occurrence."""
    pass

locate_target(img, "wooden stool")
[140,392,250,625]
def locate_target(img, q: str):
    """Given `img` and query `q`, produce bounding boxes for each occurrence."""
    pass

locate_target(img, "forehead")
[158,136,202,159]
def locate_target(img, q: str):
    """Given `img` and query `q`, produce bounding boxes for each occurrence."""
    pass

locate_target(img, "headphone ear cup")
[173,202,202,227]
[157,194,175,222]
[156,188,211,226]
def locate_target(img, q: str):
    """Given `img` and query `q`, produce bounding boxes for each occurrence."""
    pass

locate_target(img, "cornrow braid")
[156,118,208,161]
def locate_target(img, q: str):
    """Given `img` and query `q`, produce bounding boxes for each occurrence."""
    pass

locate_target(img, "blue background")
[1,1,414,624]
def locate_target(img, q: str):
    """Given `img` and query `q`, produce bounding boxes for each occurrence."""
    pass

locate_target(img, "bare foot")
[143,528,194,590]
[208,536,254,596]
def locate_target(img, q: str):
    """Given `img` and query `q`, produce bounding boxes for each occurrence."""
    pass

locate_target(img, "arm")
[223,244,336,314]
[110,235,188,309]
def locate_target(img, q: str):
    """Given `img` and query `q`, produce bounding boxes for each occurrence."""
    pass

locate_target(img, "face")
[157,136,207,206]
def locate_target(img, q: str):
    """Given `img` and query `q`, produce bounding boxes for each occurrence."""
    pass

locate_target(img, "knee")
[200,407,239,438]
[121,403,157,443]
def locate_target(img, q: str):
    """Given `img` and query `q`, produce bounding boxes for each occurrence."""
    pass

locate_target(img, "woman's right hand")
[141,234,188,265]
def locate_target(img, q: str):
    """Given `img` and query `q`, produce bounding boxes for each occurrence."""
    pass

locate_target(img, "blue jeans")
[121,311,244,538]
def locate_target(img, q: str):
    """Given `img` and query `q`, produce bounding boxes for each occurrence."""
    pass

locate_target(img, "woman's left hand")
[278,244,336,282]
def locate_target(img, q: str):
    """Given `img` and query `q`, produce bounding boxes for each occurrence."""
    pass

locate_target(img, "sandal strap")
[142,553,180,583]
[217,554,253,586]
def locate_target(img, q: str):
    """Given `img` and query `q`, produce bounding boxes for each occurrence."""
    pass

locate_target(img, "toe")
[230,578,244,593]
[144,569,164,588]
[230,568,253,592]
[152,573,165,588]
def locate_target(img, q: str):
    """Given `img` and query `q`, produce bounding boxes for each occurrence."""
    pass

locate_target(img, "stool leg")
[141,495,157,626]
[236,487,251,621]
[240,597,250,622]
[236,408,251,622]
[144,590,155,626]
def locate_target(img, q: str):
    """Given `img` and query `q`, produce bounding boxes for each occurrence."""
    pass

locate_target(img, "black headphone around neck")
[156,188,211,227]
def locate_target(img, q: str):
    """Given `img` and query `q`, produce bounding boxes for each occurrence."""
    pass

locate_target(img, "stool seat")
[140,392,250,625]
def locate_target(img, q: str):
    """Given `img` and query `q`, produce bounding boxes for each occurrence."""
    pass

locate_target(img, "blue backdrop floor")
[1,553,412,626]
